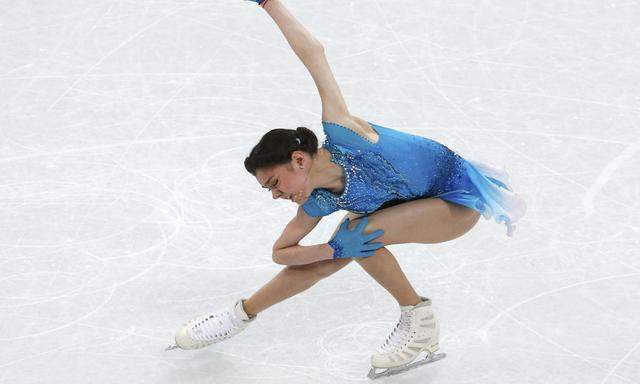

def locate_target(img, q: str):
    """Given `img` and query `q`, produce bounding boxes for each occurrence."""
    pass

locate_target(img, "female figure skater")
[167,0,526,379]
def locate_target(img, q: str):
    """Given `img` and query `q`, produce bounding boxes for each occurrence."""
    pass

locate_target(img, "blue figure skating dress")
[302,120,527,237]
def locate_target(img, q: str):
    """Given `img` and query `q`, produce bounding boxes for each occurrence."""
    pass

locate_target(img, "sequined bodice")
[311,142,418,214]
[302,121,465,217]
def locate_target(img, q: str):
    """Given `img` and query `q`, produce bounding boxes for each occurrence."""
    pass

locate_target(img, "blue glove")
[328,216,385,260]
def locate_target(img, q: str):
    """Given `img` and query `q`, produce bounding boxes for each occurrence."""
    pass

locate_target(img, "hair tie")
[295,137,302,145]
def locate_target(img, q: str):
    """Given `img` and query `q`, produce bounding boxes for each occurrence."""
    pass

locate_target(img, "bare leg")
[354,247,421,306]
[243,198,480,316]
[342,198,481,306]
[328,212,420,306]
[243,258,352,316]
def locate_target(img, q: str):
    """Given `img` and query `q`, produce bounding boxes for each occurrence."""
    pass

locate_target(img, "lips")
[286,193,306,203]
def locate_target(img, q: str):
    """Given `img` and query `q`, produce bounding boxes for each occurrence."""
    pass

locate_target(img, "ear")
[292,150,306,168]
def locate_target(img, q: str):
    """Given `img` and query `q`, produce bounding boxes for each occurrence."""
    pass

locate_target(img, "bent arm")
[273,243,335,266]
[262,0,323,59]
[272,205,331,265]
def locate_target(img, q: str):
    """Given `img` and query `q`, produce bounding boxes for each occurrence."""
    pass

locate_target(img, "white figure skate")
[166,298,257,350]
[368,296,446,379]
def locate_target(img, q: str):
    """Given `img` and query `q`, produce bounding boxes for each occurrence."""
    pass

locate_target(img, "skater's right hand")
[328,216,385,260]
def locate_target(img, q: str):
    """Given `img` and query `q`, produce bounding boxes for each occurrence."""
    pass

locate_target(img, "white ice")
[1,1,639,383]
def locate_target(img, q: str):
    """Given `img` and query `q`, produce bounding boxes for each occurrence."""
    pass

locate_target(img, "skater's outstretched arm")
[251,0,354,124]
[254,0,323,59]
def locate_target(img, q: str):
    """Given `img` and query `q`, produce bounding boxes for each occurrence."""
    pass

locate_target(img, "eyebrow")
[262,175,274,188]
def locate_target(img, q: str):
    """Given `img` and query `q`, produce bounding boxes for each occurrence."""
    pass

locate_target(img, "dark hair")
[244,126,319,176]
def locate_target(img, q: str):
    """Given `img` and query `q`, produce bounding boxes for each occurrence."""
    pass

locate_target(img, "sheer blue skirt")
[434,158,527,237]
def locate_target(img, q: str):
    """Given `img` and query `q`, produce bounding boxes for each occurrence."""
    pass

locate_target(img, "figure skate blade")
[367,351,446,379]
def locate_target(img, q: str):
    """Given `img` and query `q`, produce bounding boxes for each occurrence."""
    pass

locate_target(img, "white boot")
[167,298,257,350]
[370,296,441,371]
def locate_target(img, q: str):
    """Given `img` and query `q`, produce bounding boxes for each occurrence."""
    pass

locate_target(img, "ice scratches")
[0,332,131,369]
[600,339,640,384]
[46,3,200,113]
[0,133,255,164]
[0,287,116,341]
[493,135,637,214]
[476,272,640,384]
[582,139,640,219]
[479,272,640,334]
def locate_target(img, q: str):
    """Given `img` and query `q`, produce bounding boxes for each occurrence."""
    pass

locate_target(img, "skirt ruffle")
[435,158,527,237]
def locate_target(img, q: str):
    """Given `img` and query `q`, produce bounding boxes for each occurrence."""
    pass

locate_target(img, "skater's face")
[255,151,312,205]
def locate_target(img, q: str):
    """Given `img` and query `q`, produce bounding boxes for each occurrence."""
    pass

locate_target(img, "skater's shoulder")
[301,189,340,217]
[321,115,379,146]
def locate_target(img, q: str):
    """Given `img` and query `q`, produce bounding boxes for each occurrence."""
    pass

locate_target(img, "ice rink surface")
[1,0,639,383]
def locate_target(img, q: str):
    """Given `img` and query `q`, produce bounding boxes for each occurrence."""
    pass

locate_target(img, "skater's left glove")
[328,216,385,260]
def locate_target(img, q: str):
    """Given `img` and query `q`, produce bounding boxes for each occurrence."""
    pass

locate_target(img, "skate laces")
[190,309,240,342]
[377,311,413,353]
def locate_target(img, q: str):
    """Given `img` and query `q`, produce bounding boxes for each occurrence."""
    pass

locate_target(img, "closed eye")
[265,179,278,191]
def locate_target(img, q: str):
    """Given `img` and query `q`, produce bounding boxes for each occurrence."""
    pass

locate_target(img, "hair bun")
[244,126,319,176]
